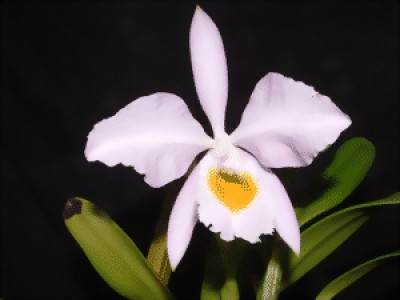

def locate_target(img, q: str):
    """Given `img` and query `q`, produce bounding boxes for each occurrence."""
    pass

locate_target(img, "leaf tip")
[354,137,376,159]
[63,197,83,220]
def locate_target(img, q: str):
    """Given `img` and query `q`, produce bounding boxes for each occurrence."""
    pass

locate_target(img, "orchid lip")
[207,167,259,214]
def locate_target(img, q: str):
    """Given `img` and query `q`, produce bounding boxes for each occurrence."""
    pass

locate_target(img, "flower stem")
[201,236,246,299]
[219,239,240,300]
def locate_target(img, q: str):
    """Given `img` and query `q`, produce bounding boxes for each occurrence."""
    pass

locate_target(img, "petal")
[85,93,213,188]
[274,187,301,254]
[190,7,228,137]
[197,147,298,248]
[230,73,351,168]
[167,161,201,270]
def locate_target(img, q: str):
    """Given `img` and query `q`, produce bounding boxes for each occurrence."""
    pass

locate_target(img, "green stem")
[219,239,240,300]
[201,236,245,300]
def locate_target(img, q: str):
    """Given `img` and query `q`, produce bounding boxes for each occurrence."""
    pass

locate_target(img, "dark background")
[2,1,399,299]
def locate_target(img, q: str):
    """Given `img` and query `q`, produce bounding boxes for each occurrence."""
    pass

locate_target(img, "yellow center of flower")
[208,168,258,213]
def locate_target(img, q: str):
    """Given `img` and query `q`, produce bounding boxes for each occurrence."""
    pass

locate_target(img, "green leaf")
[256,243,287,300]
[284,192,400,288]
[64,197,173,300]
[297,137,375,226]
[316,250,400,300]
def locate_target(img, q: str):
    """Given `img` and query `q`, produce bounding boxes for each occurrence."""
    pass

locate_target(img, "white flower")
[85,7,351,270]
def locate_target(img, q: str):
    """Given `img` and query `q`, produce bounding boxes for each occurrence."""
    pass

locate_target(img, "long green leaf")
[284,193,400,288]
[256,244,287,300]
[316,250,400,300]
[64,197,173,300]
[297,137,375,226]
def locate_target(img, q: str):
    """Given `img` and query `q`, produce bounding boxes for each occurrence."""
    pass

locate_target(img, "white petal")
[197,148,297,246]
[230,73,351,168]
[167,161,201,270]
[85,93,213,188]
[190,7,228,137]
[274,188,301,254]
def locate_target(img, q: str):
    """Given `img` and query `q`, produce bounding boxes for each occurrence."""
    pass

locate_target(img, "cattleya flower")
[85,7,351,270]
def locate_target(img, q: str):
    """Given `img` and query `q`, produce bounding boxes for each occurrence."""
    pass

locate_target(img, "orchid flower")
[85,7,351,270]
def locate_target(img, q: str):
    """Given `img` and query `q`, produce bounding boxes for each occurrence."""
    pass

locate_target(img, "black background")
[2,1,399,299]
